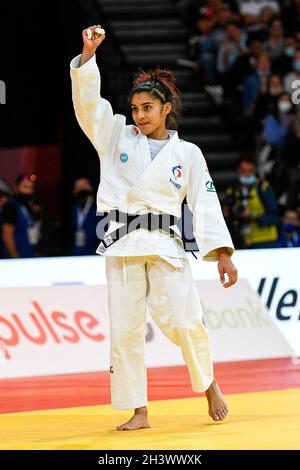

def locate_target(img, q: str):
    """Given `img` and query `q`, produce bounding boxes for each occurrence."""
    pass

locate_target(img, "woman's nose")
[137,110,145,120]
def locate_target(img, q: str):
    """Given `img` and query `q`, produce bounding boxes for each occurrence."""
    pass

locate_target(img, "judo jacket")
[70,53,234,262]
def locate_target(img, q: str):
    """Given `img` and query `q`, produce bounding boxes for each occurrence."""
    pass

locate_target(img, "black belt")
[97,210,179,253]
[97,209,198,259]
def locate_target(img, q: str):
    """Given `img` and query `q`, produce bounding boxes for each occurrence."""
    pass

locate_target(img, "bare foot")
[205,379,229,422]
[116,407,150,431]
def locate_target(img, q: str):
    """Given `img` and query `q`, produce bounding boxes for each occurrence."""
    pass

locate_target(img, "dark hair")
[224,20,241,29]
[129,67,183,130]
[245,37,262,48]
[15,174,30,186]
[283,206,298,214]
[73,176,93,185]
[238,152,256,167]
[267,17,283,29]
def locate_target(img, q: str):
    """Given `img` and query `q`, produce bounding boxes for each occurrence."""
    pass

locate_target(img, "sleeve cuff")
[70,53,96,71]
[201,245,235,262]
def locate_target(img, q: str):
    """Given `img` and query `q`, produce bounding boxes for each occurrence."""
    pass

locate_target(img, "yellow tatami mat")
[0,388,299,450]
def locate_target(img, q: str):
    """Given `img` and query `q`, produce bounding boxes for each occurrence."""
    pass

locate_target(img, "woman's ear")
[164,101,172,116]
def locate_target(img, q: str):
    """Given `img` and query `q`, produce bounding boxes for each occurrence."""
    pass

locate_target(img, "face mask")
[285,47,295,58]
[283,223,297,232]
[269,87,282,96]
[74,190,93,206]
[239,175,256,186]
[278,101,292,113]
[293,59,300,72]
[257,69,270,77]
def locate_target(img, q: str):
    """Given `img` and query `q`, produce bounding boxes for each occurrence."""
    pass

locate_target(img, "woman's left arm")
[186,145,238,288]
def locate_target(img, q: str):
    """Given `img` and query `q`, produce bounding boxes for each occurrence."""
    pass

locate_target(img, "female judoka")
[70,25,238,431]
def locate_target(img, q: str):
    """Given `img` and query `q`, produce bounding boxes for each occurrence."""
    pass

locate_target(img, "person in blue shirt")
[71,177,105,256]
[243,52,272,116]
[217,21,248,75]
[1,174,41,258]
[278,208,300,247]
[263,92,295,146]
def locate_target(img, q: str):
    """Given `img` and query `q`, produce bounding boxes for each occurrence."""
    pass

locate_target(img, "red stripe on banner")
[0,357,299,414]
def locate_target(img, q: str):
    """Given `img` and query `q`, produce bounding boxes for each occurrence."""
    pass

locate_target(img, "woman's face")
[270,75,282,88]
[257,53,271,71]
[131,92,171,136]
[270,20,283,38]
[260,7,273,24]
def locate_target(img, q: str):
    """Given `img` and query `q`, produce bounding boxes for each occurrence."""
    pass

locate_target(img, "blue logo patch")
[206,180,216,192]
[120,152,128,163]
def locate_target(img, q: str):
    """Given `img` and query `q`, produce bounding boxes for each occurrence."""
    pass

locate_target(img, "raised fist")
[82,25,106,52]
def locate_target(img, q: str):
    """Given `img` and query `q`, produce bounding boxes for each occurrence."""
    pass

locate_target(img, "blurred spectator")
[1,174,42,258]
[181,2,240,83]
[220,39,263,139]
[283,48,300,95]
[257,92,295,181]
[263,92,295,146]
[236,52,272,147]
[274,108,300,206]
[268,73,283,96]
[223,156,279,248]
[71,177,102,256]
[246,7,276,42]
[197,0,225,21]
[243,52,271,116]
[195,16,221,84]
[217,21,248,75]
[254,74,283,131]
[272,37,297,76]
[262,17,284,60]
[278,208,300,247]
[239,0,280,26]
[223,38,262,95]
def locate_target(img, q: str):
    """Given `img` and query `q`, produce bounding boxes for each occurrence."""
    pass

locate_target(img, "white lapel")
[127,129,179,202]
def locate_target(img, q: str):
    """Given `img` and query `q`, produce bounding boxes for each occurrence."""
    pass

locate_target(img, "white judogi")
[70,53,235,409]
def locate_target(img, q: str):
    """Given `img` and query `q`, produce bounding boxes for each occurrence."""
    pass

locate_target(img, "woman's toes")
[218,408,226,419]
[117,424,126,430]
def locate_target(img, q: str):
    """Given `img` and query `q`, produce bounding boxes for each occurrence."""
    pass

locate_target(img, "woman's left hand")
[217,251,238,288]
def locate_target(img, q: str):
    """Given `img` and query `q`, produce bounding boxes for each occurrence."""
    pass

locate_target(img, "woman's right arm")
[70,25,123,156]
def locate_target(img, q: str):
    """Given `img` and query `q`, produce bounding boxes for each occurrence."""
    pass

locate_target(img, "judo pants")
[105,255,214,410]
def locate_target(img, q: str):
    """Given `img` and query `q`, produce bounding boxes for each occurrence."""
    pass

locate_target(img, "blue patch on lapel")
[120,152,128,163]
